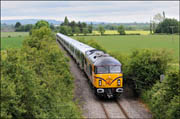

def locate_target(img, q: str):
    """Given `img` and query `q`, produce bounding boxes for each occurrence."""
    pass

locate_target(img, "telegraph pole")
[169,26,175,41]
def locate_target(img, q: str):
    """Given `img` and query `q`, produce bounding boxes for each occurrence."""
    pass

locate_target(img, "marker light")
[117,79,121,86]
[99,80,102,86]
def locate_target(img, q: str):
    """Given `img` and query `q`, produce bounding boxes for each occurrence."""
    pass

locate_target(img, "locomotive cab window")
[95,65,121,74]
[109,66,121,73]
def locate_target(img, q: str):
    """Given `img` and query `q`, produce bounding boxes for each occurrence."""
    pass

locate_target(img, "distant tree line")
[59,16,93,35]
[14,21,56,32]
[15,22,33,32]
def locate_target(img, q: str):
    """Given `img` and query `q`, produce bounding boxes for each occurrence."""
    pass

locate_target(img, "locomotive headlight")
[117,79,121,86]
[99,80,102,86]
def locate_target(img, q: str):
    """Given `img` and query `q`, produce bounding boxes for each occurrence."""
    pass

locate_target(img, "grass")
[73,35,179,61]
[1,32,28,50]
[1,37,25,50]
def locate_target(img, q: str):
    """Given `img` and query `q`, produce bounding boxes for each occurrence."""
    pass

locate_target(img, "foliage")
[117,25,126,35]
[34,20,50,29]
[59,26,72,35]
[141,68,179,119]
[59,16,93,35]
[127,49,172,93]
[82,28,88,35]
[155,18,179,34]
[14,22,33,32]
[1,23,82,118]
[98,25,105,35]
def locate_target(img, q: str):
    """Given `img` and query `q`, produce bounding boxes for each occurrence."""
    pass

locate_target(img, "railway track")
[99,99,129,119]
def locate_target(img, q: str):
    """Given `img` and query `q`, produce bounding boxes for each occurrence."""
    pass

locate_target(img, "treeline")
[76,38,179,119]
[14,22,56,32]
[14,22,33,32]
[59,16,93,35]
[1,20,82,118]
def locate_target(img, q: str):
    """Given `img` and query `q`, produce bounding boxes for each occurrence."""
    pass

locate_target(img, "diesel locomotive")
[56,33,123,98]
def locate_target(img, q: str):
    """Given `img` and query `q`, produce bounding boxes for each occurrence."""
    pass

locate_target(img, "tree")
[15,22,21,28]
[163,11,166,20]
[24,24,33,32]
[74,26,80,35]
[50,23,55,31]
[153,13,164,23]
[59,26,72,35]
[15,22,23,32]
[83,28,88,36]
[78,21,83,33]
[117,25,126,35]
[34,20,49,29]
[88,23,93,33]
[69,21,76,33]
[155,18,179,34]
[98,25,105,35]
[64,16,69,26]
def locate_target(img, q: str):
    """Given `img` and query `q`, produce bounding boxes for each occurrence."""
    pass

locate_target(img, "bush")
[127,49,172,93]
[1,25,82,118]
[141,68,179,119]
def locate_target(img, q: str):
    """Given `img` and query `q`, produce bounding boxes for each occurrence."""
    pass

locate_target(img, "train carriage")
[56,33,123,98]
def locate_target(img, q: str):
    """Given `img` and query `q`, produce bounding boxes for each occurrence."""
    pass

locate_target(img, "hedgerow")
[141,68,179,119]
[1,25,82,118]
[127,49,172,93]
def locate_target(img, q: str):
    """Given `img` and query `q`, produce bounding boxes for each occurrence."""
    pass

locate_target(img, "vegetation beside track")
[76,38,179,119]
[1,24,82,118]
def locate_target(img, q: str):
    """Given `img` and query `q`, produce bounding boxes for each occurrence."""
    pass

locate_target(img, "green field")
[73,35,179,60]
[1,32,28,50]
[1,32,179,62]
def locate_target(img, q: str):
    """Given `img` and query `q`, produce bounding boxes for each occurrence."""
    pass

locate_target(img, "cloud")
[1,1,179,23]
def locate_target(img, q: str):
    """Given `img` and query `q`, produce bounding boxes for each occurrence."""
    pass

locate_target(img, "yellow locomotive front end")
[92,57,123,98]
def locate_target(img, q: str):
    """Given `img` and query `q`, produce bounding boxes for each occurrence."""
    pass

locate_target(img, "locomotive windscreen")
[94,57,121,74]
[95,65,121,74]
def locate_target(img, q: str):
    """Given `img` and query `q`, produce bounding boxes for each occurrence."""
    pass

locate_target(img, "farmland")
[1,32,28,38]
[73,35,179,60]
[1,32,179,61]
[93,30,150,35]
[1,32,28,50]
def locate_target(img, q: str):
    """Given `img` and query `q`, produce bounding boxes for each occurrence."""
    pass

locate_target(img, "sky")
[1,1,179,23]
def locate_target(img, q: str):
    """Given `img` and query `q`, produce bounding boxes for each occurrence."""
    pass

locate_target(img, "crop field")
[73,35,179,60]
[1,32,29,38]
[92,30,150,35]
[1,32,28,50]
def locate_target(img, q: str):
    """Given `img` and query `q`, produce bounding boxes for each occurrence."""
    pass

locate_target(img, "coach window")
[89,65,92,75]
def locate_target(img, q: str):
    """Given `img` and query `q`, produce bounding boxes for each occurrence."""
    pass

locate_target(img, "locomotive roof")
[94,57,121,66]
[57,33,95,54]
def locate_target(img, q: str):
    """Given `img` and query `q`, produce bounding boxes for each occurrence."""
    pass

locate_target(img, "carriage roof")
[57,33,95,54]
